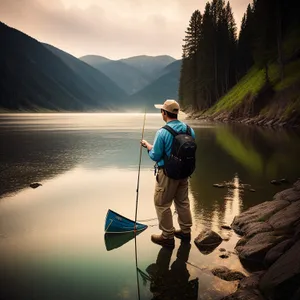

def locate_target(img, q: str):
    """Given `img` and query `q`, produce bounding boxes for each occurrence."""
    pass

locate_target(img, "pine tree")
[179,10,202,109]
[237,3,254,78]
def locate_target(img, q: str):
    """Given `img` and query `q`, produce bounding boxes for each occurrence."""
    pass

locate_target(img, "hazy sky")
[0,0,251,60]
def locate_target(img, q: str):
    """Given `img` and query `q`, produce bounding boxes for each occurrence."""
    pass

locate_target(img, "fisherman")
[141,99,196,248]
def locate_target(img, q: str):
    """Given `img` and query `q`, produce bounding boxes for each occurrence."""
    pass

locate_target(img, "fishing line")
[137,210,177,226]
[134,110,147,228]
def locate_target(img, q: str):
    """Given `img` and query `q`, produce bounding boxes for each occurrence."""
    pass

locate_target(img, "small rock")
[213,183,225,188]
[271,180,281,185]
[221,225,232,230]
[212,266,246,281]
[279,178,289,184]
[29,182,42,189]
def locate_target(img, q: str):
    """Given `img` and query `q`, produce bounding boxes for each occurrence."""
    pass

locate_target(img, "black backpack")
[162,124,197,180]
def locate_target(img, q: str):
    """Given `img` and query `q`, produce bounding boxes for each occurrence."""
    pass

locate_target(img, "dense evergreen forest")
[179,0,300,121]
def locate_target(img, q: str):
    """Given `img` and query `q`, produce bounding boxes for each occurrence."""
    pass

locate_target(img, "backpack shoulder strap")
[162,125,178,137]
[186,125,191,136]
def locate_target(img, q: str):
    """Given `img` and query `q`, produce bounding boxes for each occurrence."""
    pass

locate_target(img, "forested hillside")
[180,0,300,126]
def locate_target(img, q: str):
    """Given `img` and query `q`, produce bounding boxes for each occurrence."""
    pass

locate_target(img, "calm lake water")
[0,113,299,300]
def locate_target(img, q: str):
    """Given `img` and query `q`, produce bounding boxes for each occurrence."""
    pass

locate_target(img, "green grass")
[207,66,277,115]
[282,95,300,118]
[208,59,300,116]
[274,60,300,91]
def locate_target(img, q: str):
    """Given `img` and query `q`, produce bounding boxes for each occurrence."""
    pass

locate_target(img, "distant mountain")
[0,22,126,111]
[80,55,111,67]
[80,54,176,95]
[120,55,176,80]
[80,55,151,95]
[127,60,182,111]
[44,44,126,104]
[157,59,182,78]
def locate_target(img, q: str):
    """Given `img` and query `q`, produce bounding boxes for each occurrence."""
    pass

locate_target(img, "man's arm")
[141,130,164,162]
[141,139,152,151]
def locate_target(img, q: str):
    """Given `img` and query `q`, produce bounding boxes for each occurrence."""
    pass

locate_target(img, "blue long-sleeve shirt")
[148,120,196,167]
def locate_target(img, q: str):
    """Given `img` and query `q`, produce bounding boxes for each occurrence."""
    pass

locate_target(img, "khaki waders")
[154,168,192,239]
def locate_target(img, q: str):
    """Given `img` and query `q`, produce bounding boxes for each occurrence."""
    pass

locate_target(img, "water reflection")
[0,131,79,198]
[189,124,300,231]
[143,241,199,300]
[215,125,300,178]
[0,128,155,199]
[1,113,299,300]
[223,174,242,226]
[104,230,145,251]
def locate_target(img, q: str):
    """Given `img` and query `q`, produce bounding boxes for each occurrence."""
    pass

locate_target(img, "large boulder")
[235,232,286,262]
[273,180,300,202]
[220,289,265,300]
[293,180,300,191]
[221,272,266,300]
[263,239,294,267]
[238,272,265,290]
[259,240,300,300]
[242,222,273,238]
[231,200,289,235]
[268,200,300,230]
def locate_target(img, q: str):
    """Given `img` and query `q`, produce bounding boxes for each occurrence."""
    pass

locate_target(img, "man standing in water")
[141,99,196,248]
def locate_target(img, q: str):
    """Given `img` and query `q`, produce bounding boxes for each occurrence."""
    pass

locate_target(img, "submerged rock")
[279,178,289,184]
[221,225,232,230]
[213,183,225,188]
[29,182,42,189]
[212,266,246,281]
[219,253,230,259]
[270,180,281,185]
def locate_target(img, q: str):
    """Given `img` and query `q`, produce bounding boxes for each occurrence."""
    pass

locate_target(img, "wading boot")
[151,234,175,248]
[174,230,191,241]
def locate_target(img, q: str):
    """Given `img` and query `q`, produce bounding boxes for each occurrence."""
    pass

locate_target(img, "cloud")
[0,0,251,59]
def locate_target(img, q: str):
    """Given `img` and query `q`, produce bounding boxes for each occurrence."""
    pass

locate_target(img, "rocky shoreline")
[186,111,300,129]
[220,180,300,300]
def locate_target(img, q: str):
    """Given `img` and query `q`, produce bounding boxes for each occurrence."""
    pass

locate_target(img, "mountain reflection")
[0,128,150,199]
[0,131,79,198]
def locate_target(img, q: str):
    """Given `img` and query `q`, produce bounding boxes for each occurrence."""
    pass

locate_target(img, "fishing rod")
[134,234,141,300]
[134,110,147,230]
